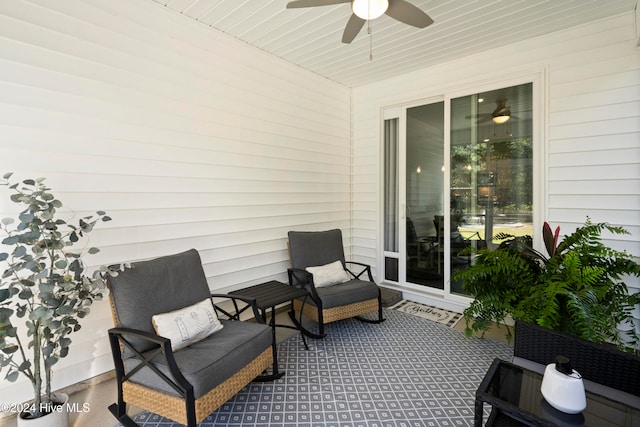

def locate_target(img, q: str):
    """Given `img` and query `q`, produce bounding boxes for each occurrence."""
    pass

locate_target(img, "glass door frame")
[382,107,404,285]
[382,95,448,294]
[380,73,545,307]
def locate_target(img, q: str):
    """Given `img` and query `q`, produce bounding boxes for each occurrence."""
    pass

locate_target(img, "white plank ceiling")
[149,0,637,87]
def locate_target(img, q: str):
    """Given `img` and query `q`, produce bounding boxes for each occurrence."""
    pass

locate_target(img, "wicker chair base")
[122,347,273,425]
[294,298,379,324]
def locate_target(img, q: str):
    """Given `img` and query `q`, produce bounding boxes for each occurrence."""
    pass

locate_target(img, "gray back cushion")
[288,229,346,269]
[108,249,211,354]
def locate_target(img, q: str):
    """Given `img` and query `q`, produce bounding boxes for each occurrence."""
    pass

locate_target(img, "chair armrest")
[466,231,481,240]
[109,326,170,347]
[287,267,312,286]
[209,293,264,324]
[108,327,193,398]
[344,261,374,281]
[287,268,320,301]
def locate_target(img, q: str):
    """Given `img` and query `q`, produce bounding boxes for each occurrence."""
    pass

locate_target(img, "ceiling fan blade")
[466,113,491,120]
[286,0,350,8]
[342,13,366,43]
[492,100,509,116]
[385,0,434,28]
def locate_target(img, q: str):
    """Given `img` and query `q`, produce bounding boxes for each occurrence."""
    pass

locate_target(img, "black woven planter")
[513,320,640,397]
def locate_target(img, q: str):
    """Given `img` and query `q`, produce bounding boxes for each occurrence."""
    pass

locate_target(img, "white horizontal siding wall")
[0,0,350,406]
[352,13,639,283]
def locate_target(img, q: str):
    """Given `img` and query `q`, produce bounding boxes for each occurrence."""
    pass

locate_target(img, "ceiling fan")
[490,99,511,124]
[286,0,434,44]
[467,99,513,124]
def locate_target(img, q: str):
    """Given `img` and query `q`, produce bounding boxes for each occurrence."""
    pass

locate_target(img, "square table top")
[229,280,308,310]
[476,358,640,426]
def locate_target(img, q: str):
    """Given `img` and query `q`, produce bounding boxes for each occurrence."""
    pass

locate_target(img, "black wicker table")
[475,358,640,426]
[230,280,309,380]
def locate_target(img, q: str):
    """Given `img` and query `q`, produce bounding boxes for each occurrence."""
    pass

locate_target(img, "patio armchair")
[406,217,431,268]
[287,229,385,337]
[433,215,485,273]
[107,249,274,427]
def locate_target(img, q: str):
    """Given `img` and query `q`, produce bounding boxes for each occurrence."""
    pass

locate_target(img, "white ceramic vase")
[17,393,69,427]
[540,363,586,414]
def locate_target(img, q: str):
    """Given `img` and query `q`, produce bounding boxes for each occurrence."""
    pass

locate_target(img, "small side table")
[475,358,640,426]
[230,280,309,380]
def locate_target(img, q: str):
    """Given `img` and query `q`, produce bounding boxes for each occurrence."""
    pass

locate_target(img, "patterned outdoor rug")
[389,300,463,328]
[117,309,512,427]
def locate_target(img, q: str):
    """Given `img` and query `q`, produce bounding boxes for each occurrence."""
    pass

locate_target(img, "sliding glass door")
[406,102,445,290]
[382,82,534,299]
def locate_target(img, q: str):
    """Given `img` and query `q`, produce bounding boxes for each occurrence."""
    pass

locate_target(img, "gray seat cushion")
[305,279,379,309]
[125,320,272,399]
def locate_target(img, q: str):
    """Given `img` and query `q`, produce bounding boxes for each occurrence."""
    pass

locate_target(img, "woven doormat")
[389,300,462,327]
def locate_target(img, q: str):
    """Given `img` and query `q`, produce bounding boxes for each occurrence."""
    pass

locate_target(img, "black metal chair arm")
[344,261,374,281]
[287,268,320,300]
[209,293,263,323]
[108,327,192,397]
[455,231,481,241]
[109,327,170,346]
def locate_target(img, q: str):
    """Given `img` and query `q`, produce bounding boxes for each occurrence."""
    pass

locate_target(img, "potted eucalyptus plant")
[0,173,115,425]
[454,218,640,352]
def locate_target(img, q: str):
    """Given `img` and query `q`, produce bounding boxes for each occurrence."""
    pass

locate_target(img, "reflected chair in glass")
[434,215,483,273]
[407,216,439,274]
[407,217,425,267]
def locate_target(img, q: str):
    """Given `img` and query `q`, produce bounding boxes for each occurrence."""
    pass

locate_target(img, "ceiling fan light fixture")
[352,0,388,20]
[492,114,510,124]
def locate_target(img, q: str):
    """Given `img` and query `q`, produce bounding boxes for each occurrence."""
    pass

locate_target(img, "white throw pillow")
[152,298,223,351]
[306,260,350,287]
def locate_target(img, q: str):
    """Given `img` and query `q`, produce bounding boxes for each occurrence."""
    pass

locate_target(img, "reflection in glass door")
[383,82,534,299]
[449,83,533,295]
[405,102,445,290]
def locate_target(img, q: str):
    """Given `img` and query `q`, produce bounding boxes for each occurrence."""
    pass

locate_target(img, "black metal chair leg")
[255,307,285,381]
[185,397,197,427]
[355,315,386,324]
[288,310,325,339]
[108,403,139,427]
[317,308,325,337]
[355,294,386,324]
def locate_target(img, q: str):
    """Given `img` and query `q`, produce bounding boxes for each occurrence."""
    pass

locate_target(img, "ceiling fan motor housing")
[352,0,389,20]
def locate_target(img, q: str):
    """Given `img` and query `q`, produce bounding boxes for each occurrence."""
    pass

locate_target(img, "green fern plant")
[455,218,640,352]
